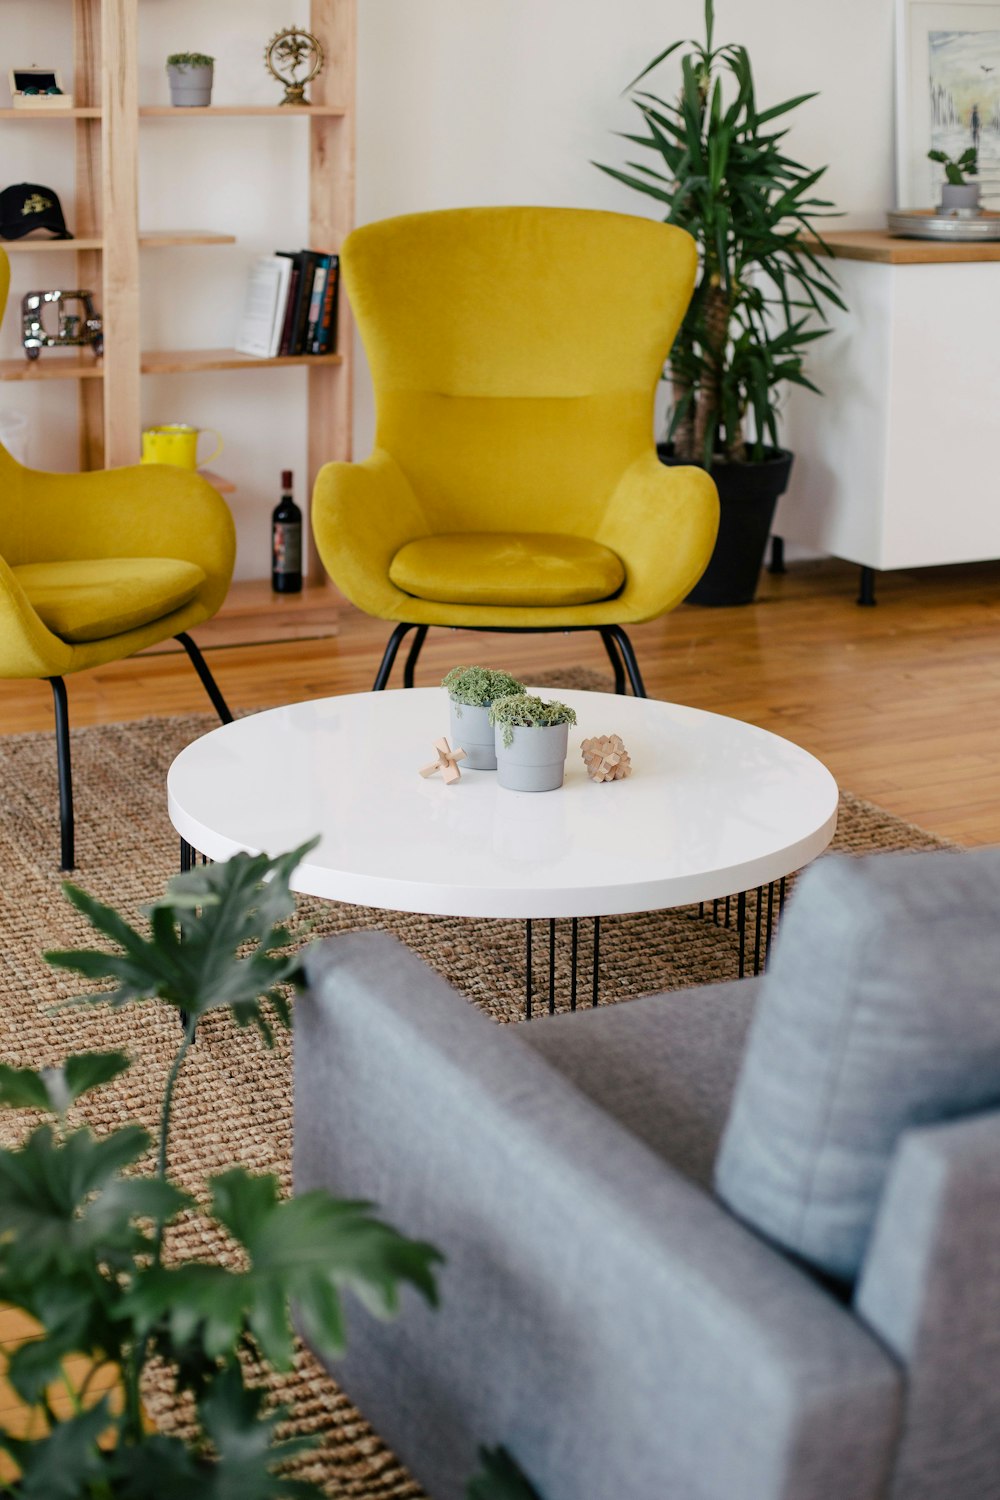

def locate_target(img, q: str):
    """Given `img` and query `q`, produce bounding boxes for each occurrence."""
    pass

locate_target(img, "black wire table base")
[522,879,787,1020]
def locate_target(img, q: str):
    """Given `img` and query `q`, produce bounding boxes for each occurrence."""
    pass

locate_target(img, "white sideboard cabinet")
[776,230,1000,603]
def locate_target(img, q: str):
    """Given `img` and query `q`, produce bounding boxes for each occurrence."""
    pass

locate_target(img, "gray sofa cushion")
[521,977,759,1188]
[714,847,1000,1282]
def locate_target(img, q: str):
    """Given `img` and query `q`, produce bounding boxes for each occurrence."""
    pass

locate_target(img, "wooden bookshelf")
[2,0,356,582]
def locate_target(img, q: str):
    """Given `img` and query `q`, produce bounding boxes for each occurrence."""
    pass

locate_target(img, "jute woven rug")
[0,668,953,1496]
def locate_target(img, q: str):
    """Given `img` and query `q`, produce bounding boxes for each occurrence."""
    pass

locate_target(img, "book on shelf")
[272,249,340,357]
[234,255,293,359]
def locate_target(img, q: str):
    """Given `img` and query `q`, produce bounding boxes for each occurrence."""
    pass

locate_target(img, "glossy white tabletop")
[167,687,839,919]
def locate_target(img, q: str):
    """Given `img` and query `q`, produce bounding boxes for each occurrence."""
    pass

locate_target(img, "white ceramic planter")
[449,698,496,770]
[495,722,570,793]
[939,182,980,215]
[167,63,214,107]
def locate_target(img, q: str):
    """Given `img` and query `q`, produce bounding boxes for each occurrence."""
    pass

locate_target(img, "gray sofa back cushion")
[714,847,1000,1282]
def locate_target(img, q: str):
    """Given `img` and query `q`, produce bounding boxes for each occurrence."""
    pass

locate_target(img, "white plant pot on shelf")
[167,63,213,107]
[939,182,980,215]
[495,722,569,793]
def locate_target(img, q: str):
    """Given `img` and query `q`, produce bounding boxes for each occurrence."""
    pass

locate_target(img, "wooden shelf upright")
[3,0,356,570]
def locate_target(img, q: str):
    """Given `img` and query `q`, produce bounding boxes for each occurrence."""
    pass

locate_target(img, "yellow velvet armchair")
[312,206,719,694]
[0,249,236,869]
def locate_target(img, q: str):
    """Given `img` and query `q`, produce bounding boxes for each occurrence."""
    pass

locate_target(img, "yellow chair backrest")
[343,207,696,536]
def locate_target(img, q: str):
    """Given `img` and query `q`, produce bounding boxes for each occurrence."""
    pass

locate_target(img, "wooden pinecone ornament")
[580,733,632,782]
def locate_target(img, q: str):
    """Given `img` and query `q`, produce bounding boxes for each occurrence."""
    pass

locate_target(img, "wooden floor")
[3,559,1000,846]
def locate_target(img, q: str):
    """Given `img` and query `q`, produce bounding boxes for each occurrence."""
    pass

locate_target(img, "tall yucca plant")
[596,0,844,466]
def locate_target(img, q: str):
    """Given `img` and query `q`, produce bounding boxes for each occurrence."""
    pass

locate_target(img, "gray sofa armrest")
[295,933,900,1500]
[855,1111,1000,1500]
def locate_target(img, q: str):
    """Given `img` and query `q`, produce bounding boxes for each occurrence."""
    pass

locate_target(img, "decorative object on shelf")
[581,733,632,783]
[166,51,215,108]
[141,424,223,469]
[928,145,981,213]
[419,737,467,785]
[596,0,843,606]
[0,183,72,242]
[264,26,325,106]
[896,1,1000,212]
[887,206,1000,239]
[0,846,441,1494]
[490,695,577,793]
[21,289,102,361]
[442,665,526,771]
[7,66,72,110]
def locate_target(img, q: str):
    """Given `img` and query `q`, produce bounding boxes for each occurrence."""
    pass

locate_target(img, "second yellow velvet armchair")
[0,249,236,869]
[312,206,719,694]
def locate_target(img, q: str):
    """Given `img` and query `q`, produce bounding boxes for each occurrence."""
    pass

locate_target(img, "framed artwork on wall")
[896,0,1000,207]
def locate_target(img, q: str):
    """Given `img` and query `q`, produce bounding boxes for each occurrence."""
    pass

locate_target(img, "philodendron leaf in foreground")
[466,1445,545,1500]
[44,841,319,1037]
[0,1051,129,1114]
[122,1167,443,1370]
[195,1363,324,1500]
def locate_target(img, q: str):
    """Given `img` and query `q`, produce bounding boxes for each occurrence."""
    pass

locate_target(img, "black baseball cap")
[0,183,73,241]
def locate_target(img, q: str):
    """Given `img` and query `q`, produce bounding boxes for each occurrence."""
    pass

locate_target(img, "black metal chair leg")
[48,676,74,872]
[402,625,429,688]
[598,628,626,695]
[372,623,416,690]
[767,535,787,574]
[606,626,647,698]
[175,632,233,724]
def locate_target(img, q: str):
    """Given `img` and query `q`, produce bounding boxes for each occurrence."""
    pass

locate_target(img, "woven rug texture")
[0,668,953,1496]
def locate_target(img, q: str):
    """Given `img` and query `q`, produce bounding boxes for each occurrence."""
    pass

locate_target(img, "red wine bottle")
[271,469,302,593]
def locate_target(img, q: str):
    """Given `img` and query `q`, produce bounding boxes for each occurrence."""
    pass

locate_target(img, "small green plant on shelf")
[489,694,577,749]
[927,146,978,184]
[166,52,215,69]
[442,666,526,713]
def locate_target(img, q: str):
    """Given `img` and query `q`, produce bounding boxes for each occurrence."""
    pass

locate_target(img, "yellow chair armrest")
[0,553,73,678]
[18,464,236,617]
[596,455,719,620]
[312,449,432,620]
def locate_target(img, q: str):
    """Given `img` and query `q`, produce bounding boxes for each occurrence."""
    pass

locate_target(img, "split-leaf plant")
[596,0,844,466]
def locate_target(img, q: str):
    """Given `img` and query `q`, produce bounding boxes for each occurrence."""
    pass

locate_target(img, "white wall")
[2,0,896,578]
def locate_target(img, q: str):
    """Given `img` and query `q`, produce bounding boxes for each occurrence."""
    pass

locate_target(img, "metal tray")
[887,208,1000,241]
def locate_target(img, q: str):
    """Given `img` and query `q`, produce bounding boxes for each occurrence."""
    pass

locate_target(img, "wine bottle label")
[273,521,302,574]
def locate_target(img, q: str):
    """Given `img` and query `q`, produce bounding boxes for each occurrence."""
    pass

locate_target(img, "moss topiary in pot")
[166,52,215,107]
[490,694,578,793]
[442,666,526,771]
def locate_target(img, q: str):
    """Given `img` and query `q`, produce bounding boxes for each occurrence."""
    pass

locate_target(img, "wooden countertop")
[813,228,1000,264]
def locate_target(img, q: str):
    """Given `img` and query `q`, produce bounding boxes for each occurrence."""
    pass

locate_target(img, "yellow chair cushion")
[389,531,626,608]
[13,557,206,644]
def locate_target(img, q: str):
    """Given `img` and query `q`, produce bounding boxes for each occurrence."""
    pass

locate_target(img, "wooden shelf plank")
[141,348,344,374]
[139,104,347,117]
[1,237,103,252]
[813,228,1000,264]
[0,356,103,381]
[200,469,236,494]
[139,230,237,247]
[1,232,237,253]
[0,106,101,119]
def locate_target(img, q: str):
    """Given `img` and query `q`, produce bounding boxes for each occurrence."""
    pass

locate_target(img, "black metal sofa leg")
[175,632,234,724]
[605,626,647,698]
[48,676,75,872]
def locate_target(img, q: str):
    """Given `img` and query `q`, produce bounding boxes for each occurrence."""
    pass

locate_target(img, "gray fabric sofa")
[293,848,1000,1500]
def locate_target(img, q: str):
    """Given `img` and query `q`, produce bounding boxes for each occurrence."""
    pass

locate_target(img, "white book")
[234,255,293,359]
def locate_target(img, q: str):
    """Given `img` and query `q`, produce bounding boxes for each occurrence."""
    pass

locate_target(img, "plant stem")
[154,1015,196,1261]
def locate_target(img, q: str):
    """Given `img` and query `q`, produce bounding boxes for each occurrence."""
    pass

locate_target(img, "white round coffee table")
[168,687,838,1002]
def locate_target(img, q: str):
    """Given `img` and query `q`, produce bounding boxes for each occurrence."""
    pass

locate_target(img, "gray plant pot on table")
[449,699,496,771]
[939,181,980,214]
[167,63,214,107]
[495,722,570,793]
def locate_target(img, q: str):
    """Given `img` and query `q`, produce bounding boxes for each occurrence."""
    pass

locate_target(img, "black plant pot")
[658,445,794,606]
